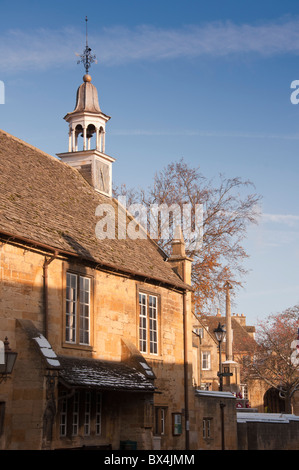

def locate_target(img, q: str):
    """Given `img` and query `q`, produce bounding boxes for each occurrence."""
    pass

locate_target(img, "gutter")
[181,257,190,450]
[183,289,189,450]
[0,229,191,292]
[43,251,58,339]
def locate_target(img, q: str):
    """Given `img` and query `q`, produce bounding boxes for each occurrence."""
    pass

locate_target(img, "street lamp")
[0,337,17,382]
[213,323,226,391]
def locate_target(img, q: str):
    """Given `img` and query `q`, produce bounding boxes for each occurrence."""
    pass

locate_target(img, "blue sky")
[1,0,299,325]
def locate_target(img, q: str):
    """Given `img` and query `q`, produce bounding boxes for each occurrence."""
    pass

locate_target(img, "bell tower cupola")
[57,17,115,197]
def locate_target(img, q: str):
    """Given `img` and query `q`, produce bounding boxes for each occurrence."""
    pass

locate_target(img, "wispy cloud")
[238,284,299,301]
[250,212,299,250]
[111,129,299,140]
[262,213,299,227]
[2,17,299,72]
[99,19,299,65]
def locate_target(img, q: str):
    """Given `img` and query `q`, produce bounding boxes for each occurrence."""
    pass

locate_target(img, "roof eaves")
[0,229,191,292]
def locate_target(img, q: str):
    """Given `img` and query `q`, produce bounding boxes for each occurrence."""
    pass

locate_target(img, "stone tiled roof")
[0,129,188,290]
[58,355,155,392]
[198,315,256,354]
[17,319,155,392]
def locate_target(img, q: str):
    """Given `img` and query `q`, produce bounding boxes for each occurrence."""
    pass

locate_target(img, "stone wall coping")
[196,390,236,399]
[237,412,299,423]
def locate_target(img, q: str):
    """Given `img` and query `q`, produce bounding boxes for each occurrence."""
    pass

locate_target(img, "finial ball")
[83,74,92,82]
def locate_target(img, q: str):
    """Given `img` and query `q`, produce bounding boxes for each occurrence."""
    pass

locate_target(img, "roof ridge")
[0,129,190,290]
[0,128,63,165]
[0,127,113,198]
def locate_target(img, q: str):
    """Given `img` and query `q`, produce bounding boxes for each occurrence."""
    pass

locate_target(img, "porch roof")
[17,319,155,394]
[58,355,155,393]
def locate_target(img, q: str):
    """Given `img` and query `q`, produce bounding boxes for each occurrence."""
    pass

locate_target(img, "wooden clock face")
[95,159,110,194]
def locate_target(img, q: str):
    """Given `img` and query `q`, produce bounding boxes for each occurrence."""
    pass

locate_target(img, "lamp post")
[0,337,17,383]
[213,323,226,391]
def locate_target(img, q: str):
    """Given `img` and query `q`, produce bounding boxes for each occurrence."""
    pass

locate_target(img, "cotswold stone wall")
[237,415,299,450]
[0,242,193,450]
[195,391,238,450]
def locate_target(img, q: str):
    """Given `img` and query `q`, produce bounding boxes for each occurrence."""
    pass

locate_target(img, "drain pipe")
[43,251,58,339]
[183,288,189,450]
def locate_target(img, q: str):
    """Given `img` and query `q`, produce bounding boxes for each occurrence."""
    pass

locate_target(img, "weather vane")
[77,16,97,74]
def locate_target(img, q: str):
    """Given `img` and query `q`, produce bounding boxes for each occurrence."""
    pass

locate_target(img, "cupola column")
[72,128,76,152]
[96,127,100,151]
[102,130,106,153]
[68,128,72,152]
[75,129,79,151]
[83,127,87,151]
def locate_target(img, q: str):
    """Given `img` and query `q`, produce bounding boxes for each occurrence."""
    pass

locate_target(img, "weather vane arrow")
[76,16,97,74]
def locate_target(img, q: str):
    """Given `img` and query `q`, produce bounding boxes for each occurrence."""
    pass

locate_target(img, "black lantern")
[213,323,226,391]
[0,337,17,381]
[213,322,226,343]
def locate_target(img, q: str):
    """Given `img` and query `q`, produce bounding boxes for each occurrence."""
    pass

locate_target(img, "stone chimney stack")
[168,226,193,285]
[224,281,233,361]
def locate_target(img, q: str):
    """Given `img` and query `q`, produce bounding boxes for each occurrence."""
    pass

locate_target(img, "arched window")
[75,125,83,151]
[86,124,96,150]
[264,387,285,413]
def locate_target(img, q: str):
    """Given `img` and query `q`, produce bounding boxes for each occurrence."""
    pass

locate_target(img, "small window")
[59,389,102,438]
[84,391,91,436]
[139,293,147,353]
[240,384,248,400]
[139,293,158,355]
[202,351,211,370]
[59,392,68,437]
[72,392,80,436]
[200,382,212,391]
[155,407,167,435]
[96,393,102,435]
[193,327,204,338]
[66,272,91,346]
[203,418,212,439]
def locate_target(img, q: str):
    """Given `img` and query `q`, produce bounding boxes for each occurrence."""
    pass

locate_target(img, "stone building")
[0,56,200,449]
[192,282,266,412]
[193,303,273,415]
[0,32,243,450]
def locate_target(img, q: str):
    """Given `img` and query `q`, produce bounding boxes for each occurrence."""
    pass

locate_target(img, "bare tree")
[114,158,261,312]
[242,305,299,413]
